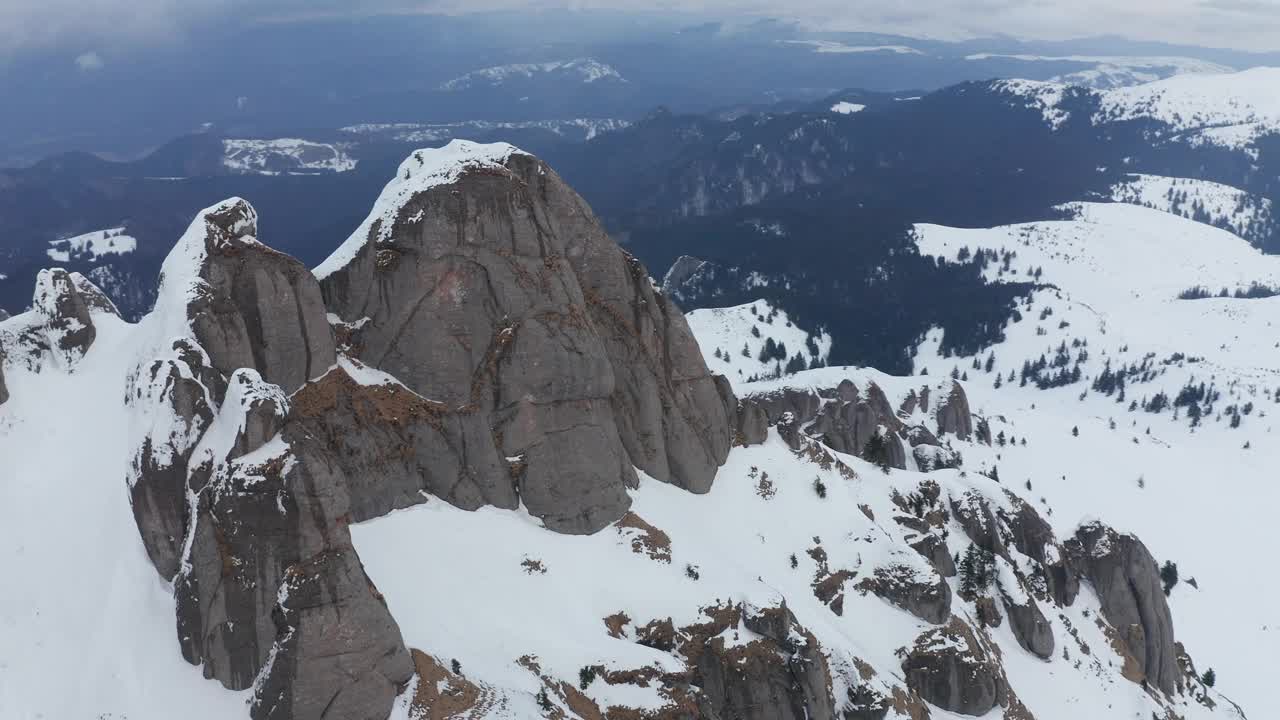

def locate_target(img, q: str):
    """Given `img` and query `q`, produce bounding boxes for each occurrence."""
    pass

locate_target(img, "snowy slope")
[912,202,1280,717]
[0,312,250,720]
[1110,174,1275,247]
[46,227,137,263]
[1095,67,1280,149]
[439,58,624,91]
[968,53,1232,89]
[685,299,831,388]
[222,138,357,175]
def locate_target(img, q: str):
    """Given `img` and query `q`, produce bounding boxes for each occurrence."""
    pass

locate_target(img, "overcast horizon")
[1,0,1278,59]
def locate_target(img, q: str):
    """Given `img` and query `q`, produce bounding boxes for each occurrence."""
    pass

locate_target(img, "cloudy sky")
[2,0,1279,56]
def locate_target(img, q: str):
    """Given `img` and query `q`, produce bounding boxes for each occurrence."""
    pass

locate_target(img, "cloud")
[0,0,1278,55]
[74,51,103,71]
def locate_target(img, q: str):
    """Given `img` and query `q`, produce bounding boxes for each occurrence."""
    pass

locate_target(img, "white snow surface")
[46,227,136,263]
[314,140,526,280]
[830,101,866,115]
[912,201,1280,717]
[0,314,251,719]
[222,138,357,175]
[439,58,624,90]
[1110,173,1275,245]
[685,299,831,389]
[1095,67,1280,147]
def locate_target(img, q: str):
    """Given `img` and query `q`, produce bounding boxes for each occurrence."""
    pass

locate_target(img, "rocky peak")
[157,197,336,395]
[317,139,734,533]
[0,268,118,373]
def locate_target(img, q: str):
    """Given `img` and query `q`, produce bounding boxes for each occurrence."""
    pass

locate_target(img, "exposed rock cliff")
[1068,521,1180,694]
[316,140,734,533]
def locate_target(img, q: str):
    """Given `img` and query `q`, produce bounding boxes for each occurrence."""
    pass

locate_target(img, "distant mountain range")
[4,12,1280,167]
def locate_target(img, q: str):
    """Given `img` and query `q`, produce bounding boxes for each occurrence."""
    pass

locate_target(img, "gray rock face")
[1003,593,1055,660]
[183,199,336,395]
[910,533,957,577]
[33,268,97,367]
[318,146,732,532]
[738,378,976,470]
[735,398,770,446]
[251,545,413,720]
[125,339,222,579]
[935,384,973,440]
[950,491,1007,557]
[175,418,414,717]
[902,618,1005,716]
[999,492,1078,607]
[123,199,412,720]
[1068,522,1179,694]
[689,604,837,720]
[286,366,516,523]
[0,346,8,406]
[8,268,119,370]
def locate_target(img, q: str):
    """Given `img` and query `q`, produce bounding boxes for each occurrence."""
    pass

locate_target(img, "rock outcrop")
[683,603,838,720]
[737,376,976,469]
[1002,592,1055,660]
[858,562,953,625]
[127,199,413,720]
[177,198,336,394]
[120,146,744,720]
[901,618,1006,716]
[0,268,119,373]
[316,140,733,533]
[0,346,8,406]
[1068,522,1179,694]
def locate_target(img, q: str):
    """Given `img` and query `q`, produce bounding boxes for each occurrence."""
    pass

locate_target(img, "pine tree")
[1160,561,1179,596]
[1071,425,1079,437]
[1202,668,1216,687]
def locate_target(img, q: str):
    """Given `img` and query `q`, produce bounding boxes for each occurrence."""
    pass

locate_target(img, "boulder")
[1068,522,1179,694]
[316,142,733,532]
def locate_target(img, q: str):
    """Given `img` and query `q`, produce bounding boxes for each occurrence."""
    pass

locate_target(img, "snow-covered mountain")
[439,58,625,91]
[0,142,1256,720]
[341,119,630,143]
[909,199,1280,719]
[997,66,1280,155]
[222,138,358,175]
[968,53,1234,89]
